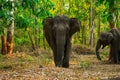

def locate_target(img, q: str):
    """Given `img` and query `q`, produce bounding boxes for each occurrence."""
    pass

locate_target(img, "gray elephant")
[43,15,80,68]
[96,28,120,63]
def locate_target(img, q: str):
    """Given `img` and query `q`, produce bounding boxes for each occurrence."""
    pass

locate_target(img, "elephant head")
[43,15,80,67]
[96,32,113,60]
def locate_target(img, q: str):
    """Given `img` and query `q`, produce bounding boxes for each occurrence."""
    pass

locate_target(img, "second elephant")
[96,28,120,64]
[43,15,80,68]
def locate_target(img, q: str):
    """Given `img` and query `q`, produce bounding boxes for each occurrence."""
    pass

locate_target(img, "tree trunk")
[28,31,36,50]
[108,0,117,29]
[98,14,100,37]
[1,24,14,55]
[82,25,86,44]
[7,31,14,55]
[1,35,7,55]
[89,0,94,46]
[7,18,14,55]
[6,0,14,55]
[108,0,117,62]
[89,0,96,47]
[109,15,116,29]
[38,27,40,47]
[34,28,38,48]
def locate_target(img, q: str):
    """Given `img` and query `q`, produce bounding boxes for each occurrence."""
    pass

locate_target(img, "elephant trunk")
[56,32,66,67]
[96,39,102,60]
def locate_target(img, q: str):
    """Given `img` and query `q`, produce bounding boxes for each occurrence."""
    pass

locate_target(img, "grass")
[78,60,91,69]
[101,52,109,60]
[0,45,109,70]
[0,51,52,70]
[0,47,120,80]
[0,54,5,61]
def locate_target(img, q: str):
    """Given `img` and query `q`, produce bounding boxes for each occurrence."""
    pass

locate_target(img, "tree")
[108,0,120,29]
[7,0,14,55]
[0,0,15,55]
[89,0,96,46]
[15,0,54,54]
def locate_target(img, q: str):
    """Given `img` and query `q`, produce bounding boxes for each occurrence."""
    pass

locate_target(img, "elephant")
[43,15,80,68]
[95,28,120,64]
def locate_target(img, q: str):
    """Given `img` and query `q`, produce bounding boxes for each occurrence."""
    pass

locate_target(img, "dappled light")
[0,0,120,80]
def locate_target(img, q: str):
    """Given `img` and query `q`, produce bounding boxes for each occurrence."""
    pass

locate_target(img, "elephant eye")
[65,20,69,23]
[52,24,57,30]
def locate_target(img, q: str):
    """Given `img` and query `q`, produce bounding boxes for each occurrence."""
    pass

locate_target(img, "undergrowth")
[0,50,52,70]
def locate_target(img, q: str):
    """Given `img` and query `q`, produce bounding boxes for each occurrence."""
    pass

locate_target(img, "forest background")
[0,0,120,55]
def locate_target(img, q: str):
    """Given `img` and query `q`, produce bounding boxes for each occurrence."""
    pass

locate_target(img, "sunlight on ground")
[0,50,120,80]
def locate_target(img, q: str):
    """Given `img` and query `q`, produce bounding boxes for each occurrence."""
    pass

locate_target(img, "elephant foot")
[55,62,63,67]
[97,55,101,60]
[107,59,113,64]
[55,62,69,68]
[113,58,119,64]
[62,62,69,68]
[109,58,120,64]
[114,60,119,64]
[56,65,62,67]
[54,60,69,68]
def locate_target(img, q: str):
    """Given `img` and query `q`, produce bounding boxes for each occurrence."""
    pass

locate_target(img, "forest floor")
[0,45,120,80]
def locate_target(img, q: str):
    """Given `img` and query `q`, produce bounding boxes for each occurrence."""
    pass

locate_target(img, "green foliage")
[45,58,51,65]
[15,14,29,29]
[27,56,34,61]
[0,0,119,52]
[101,51,109,60]
[0,64,4,69]
[78,60,91,69]
[0,54,5,61]
[0,64,13,69]
[0,53,36,70]
[14,0,54,29]
[18,56,34,62]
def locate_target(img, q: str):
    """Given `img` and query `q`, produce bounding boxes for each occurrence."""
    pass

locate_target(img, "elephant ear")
[43,17,55,49]
[106,32,113,42]
[69,18,80,37]
[110,28,120,40]
[99,32,113,49]
[43,17,54,31]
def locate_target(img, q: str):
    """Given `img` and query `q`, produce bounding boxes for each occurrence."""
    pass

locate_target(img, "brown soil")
[0,45,120,80]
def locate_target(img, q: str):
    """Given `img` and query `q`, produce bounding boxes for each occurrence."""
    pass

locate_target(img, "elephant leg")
[53,49,57,66]
[111,47,119,64]
[113,52,119,64]
[53,47,63,67]
[109,43,118,64]
[62,40,71,68]
[108,54,112,61]
[119,52,120,63]
[109,46,114,63]
[56,53,63,67]
[108,46,112,61]
[114,47,119,64]
[115,50,119,64]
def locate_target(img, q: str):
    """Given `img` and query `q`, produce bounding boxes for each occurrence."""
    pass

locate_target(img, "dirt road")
[0,54,120,80]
